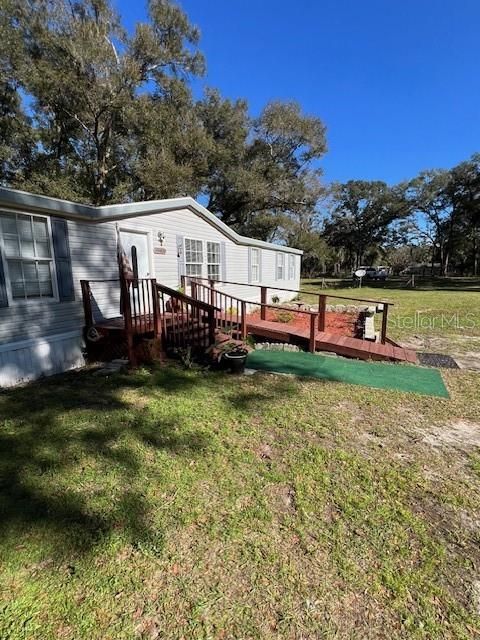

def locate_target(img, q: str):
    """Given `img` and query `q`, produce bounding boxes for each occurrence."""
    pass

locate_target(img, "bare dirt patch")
[335,399,365,424]
[265,483,297,516]
[257,443,273,461]
[422,420,480,451]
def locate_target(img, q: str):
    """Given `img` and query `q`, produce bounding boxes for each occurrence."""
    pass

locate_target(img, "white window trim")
[0,210,60,306]
[250,247,260,283]
[184,237,204,279]
[288,254,296,280]
[206,241,221,281]
[276,252,285,281]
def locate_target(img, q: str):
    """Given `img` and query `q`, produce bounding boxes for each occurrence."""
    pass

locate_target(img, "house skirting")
[0,330,85,388]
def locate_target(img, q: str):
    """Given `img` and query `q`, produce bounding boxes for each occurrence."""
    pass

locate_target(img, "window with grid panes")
[0,213,55,300]
[207,242,220,280]
[185,238,203,277]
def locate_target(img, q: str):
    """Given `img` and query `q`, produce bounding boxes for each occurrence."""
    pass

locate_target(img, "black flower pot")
[223,349,248,374]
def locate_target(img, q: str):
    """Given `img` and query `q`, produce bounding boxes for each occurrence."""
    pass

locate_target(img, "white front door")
[120,230,151,278]
[120,230,151,315]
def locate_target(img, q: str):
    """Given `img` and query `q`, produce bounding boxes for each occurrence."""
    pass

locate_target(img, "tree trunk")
[473,231,478,276]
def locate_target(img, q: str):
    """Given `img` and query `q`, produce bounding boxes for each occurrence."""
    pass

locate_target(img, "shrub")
[274,310,294,323]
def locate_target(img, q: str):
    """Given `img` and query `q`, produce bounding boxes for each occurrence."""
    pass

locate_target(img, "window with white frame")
[185,238,203,277]
[0,213,55,301]
[250,248,260,283]
[207,242,220,280]
[276,252,285,280]
[288,254,295,280]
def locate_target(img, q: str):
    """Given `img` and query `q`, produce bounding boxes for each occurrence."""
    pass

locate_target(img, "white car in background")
[353,266,388,280]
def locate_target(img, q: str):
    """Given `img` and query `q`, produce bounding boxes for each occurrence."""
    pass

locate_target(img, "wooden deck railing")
[190,279,319,352]
[122,277,159,337]
[81,278,220,364]
[156,282,219,353]
[185,276,393,344]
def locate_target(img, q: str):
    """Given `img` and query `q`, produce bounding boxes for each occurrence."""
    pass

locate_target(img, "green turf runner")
[246,350,449,398]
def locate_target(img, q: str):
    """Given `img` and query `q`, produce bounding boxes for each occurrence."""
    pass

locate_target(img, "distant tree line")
[1,0,479,276]
[316,158,480,277]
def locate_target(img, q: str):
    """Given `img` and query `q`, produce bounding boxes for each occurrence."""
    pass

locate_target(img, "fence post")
[381,303,389,344]
[241,301,247,339]
[260,287,267,320]
[318,294,327,332]
[309,313,316,353]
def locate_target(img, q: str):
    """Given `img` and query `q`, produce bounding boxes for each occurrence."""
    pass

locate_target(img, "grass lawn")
[299,277,480,355]
[1,363,480,638]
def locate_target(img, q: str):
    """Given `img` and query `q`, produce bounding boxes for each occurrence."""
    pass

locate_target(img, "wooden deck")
[95,314,157,333]
[246,318,417,363]
[82,278,416,366]
[91,313,416,363]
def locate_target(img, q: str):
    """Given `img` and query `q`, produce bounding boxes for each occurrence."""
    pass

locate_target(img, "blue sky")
[118,0,480,185]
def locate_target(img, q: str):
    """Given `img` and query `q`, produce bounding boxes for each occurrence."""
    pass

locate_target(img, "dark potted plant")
[223,344,249,374]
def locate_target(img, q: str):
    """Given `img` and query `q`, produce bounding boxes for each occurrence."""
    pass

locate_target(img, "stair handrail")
[188,276,392,344]
[156,282,221,313]
[185,275,394,307]
[190,279,318,316]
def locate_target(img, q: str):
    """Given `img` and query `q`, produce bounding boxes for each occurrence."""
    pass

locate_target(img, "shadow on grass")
[226,376,300,412]
[0,365,211,556]
[0,362,307,556]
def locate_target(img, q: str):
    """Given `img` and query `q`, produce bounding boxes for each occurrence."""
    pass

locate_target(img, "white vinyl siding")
[288,254,295,280]
[0,202,301,386]
[185,238,203,278]
[276,252,285,280]
[207,241,220,280]
[0,213,55,301]
[250,248,260,283]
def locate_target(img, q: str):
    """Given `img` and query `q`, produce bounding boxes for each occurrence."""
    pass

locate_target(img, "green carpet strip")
[246,350,449,398]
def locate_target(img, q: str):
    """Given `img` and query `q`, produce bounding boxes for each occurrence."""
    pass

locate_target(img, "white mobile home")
[0,187,302,387]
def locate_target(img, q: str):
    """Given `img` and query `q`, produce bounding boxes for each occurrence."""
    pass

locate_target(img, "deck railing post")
[180,274,186,291]
[381,302,389,344]
[151,279,160,337]
[241,301,247,339]
[121,278,136,366]
[309,313,316,353]
[318,294,327,332]
[190,281,198,319]
[209,279,216,307]
[207,308,216,346]
[80,280,94,328]
[260,287,267,320]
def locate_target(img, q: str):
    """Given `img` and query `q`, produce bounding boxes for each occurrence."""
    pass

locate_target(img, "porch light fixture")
[157,231,165,246]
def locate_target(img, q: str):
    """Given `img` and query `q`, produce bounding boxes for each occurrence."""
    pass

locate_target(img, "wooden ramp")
[246,318,417,364]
